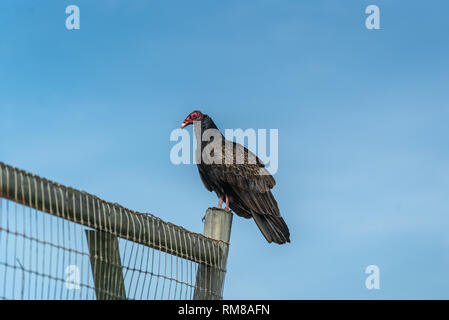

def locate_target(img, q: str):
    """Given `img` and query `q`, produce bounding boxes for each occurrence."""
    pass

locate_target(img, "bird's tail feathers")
[252,213,290,244]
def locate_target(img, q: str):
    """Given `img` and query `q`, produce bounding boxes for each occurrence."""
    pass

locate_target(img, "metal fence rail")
[0,161,232,300]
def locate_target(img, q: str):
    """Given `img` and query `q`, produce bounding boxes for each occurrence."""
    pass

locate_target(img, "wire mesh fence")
[0,162,230,300]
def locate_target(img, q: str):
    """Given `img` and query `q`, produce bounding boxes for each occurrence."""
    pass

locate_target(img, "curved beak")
[180,119,191,129]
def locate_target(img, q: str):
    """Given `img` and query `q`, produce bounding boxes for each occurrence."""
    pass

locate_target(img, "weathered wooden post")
[193,207,233,300]
[85,230,127,300]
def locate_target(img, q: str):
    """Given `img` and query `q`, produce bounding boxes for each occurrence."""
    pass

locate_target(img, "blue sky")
[1,0,449,299]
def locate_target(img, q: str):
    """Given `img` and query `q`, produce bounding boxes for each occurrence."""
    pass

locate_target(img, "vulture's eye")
[191,113,197,120]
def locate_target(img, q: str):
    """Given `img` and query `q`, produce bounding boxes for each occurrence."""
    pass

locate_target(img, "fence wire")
[0,162,228,300]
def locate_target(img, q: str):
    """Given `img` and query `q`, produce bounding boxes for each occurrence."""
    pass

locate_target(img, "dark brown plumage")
[181,110,290,244]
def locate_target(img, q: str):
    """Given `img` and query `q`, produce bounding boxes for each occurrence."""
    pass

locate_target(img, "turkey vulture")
[180,110,290,244]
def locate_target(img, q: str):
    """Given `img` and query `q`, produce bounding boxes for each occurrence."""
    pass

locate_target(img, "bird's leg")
[204,197,225,222]
[225,195,230,211]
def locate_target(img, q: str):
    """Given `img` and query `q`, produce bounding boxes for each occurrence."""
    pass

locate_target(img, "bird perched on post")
[180,110,290,244]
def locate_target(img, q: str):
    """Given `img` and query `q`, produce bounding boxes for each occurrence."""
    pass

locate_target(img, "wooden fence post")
[193,208,233,300]
[85,230,127,300]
